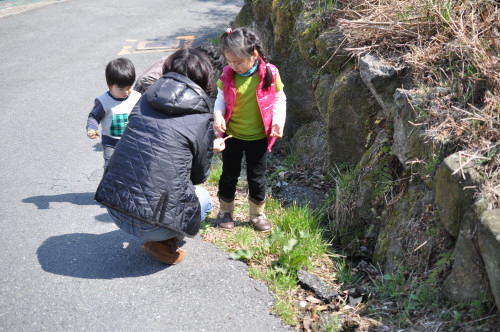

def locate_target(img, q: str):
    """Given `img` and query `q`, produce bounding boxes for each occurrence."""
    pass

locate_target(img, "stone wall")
[232,0,500,309]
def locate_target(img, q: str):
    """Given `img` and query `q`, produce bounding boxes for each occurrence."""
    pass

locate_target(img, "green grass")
[230,199,330,275]
[317,163,359,237]
[334,256,362,287]
[284,150,302,168]
[365,265,499,330]
[205,193,331,327]
[254,267,301,326]
[207,154,223,185]
[425,150,441,176]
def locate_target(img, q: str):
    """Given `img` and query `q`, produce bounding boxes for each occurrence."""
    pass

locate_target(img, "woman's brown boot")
[142,238,185,264]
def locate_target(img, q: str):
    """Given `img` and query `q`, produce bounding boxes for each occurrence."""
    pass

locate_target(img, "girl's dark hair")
[105,58,136,88]
[219,27,273,90]
[163,48,215,96]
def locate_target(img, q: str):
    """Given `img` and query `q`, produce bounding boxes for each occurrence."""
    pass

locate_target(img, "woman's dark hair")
[105,57,136,88]
[219,27,273,90]
[163,48,215,95]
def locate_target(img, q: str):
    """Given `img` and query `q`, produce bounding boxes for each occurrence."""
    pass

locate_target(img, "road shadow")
[94,212,114,223]
[92,142,103,152]
[22,192,98,209]
[37,230,168,279]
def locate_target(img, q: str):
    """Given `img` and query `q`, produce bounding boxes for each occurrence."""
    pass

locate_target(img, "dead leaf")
[302,318,313,331]
[313,305,329,312]
[306,295,323,304]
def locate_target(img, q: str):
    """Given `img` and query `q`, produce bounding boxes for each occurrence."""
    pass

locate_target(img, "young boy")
[86,57,141,168]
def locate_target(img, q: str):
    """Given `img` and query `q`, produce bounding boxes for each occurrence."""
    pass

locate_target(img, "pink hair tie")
[226,28,232,34]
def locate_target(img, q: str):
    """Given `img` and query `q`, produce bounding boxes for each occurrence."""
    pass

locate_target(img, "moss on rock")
[271,0,302,56]
[315,28,351,74]
[327,67,381,166]
[295,11,322,67]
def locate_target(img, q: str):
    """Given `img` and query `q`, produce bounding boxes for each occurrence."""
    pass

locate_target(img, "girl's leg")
[245,138,272,232]
[245,138,268,202]
[217,136,244,230]
[218,136,245,200]
[194,186,214,221]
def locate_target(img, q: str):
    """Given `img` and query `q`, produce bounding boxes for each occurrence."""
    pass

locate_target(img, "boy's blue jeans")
[108,186,214,242]
[103,145,115,170]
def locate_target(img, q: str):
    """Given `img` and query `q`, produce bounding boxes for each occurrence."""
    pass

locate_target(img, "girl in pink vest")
[213,27,287,232]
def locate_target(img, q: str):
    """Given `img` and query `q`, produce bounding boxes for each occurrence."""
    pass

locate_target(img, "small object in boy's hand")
[223,135,232,141]
[87,129,100,138]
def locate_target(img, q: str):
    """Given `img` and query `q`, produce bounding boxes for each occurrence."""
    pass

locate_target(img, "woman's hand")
[214,112,226,134]
[213,135,232,153]
[270,124,283,138]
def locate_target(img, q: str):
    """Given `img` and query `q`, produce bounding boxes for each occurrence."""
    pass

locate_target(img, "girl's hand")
[87,129,99,139]
[214,112,226,134]
[270,124,283,138]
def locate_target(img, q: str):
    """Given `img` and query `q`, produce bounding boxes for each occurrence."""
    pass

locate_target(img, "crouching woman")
[95,48,222,265]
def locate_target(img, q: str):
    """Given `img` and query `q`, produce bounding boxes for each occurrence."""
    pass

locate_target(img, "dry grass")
[335,0,500,208]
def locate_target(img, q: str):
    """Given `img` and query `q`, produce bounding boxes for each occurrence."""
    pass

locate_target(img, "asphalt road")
[0,1,290,330]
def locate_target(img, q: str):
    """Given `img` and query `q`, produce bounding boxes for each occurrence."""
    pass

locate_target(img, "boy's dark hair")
[195,42,225,72]
[163,48,215,96]
[105,58,136,88]
[219,27,273,90]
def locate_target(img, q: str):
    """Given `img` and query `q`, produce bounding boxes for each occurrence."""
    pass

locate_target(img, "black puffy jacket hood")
[95,72,214,237]
[146,72,213,116]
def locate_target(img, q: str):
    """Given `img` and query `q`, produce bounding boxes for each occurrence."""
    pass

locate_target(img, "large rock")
[434,153,483,238]
[313,73,336,122]
[232,0,254,28]
[360,55,409,116]
[326,67,381,165]
[478,209,500,309]
[289,121,327,171]
[373,185,434,272]
[443,201,493,303]
[315,28,351,74]
[391,89,421,166]
[278,51,317,136]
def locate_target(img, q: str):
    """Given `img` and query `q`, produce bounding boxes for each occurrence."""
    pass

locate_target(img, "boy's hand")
[270,124,283,138]
[214,112,226,134]
[87,129,100,139]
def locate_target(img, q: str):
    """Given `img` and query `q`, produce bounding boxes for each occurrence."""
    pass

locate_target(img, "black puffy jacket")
[95,72,214,237]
